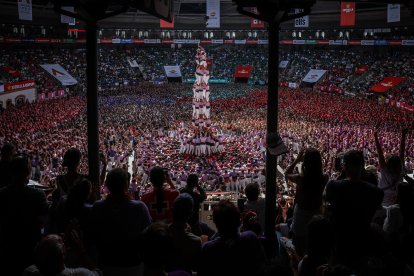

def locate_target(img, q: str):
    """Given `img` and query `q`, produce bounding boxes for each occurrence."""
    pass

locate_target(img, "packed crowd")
[2,46,414,105]
[0,83,414,276]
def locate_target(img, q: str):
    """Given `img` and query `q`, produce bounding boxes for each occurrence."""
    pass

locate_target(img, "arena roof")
[0,0,413,29]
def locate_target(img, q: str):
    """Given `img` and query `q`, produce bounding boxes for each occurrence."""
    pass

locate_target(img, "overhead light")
[316,31,319,38]
[292,31,296,38]
[209,32,213,38]
[204,31,209,39]
[321,31,325,39]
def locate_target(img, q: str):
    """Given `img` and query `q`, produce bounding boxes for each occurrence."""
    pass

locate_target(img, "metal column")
[86,23,100,188]
[264,23,279,256]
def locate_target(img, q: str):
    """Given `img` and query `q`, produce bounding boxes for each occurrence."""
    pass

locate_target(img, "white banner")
[40,64,78,86]
[164,65,182,78]
[387,4,400,23]
[18,0,32,21]
[61,6,75,25]
[294,9,309,28]
[234,40,246,45]
[173,39,200,44]
[127,59,139,68]
[211,39,224,44]
[0,84,4,93]
[303,69,327,83]
[206,0,220,28]
[279,61,289,68]
[144,39,161,44]
[288,82,297,88]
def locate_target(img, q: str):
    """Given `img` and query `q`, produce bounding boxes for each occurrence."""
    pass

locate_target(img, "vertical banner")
[387,4,400,23]
[340,2,355,26]
[250,7,264,28]
[61,6,75,25]
[160,16,174,28]
[294,9,309,28]
[206,0,220,28]
[17,0,32,21]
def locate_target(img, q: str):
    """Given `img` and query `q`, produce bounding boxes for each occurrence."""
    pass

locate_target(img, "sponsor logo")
[381,81,394,87]
[342,4,354,13]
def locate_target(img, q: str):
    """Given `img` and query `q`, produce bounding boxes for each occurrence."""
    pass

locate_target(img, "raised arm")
[285,149,304,183]
[374,131,386,170]
[399,128,407,169]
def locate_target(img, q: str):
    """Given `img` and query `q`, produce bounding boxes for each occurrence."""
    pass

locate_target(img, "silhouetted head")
[213,200,240,238]
[10,155,31,185]
[302,148,323,178]
[150,167,165,189]
[187,174,198,188]
[34,235,65,276]
[62,148,81,170]
[105,168,128,195]
[245,183,260,201]
[343,150,364,180]
[1,143,16,161]
[241,210,261,235]
[173,193,194,223]
[141,222,174,271]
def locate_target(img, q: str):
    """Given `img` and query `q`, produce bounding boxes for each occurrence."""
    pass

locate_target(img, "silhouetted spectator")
[244,182,266,234]
[198,200,266,276]
[91,168,152,276]
[0,142,16,188]
[0,155,49,276]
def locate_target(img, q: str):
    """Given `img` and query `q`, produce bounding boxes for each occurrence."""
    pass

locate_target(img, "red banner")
[355,65,369,75]
[250,7,264,28]
[3,66,21,77]
[370,77,405,93]
[4,80,35,93]
[340,2,356,26]
[234,65,253,78]
[160,17,174,29]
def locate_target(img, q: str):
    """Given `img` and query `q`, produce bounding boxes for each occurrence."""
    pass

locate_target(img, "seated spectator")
[91,168,152,276]
[141,222,191,276]
[198,200,266,276]
[167,193,202,273]
[285,148,328,257]
[141,167,179,222]
[296,216,334,276]
[0,142,16,188]
[0,155,49,276]
[325,150,384,271]
[180,173,206,236]
[23,234,101,276]
[244,183,266,234]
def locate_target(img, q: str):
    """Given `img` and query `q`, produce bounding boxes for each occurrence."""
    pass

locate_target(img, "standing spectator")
[180,174,206,236]
[0,142,16,188]
[244,182,266,234]
[198,200,266,276]
[91,168,152,276]
[141,167,179,222]
[168,193,202,273]
[325,150,384,270]
[285,148,328,256]
[374,129,407,206]
[0,155,49,276]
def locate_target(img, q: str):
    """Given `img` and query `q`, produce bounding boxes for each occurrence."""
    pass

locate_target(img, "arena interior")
[1,0,414,275]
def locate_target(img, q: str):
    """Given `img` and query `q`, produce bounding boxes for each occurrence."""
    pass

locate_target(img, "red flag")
[340,2,356,26]
[160,17,174,29]
[250,7,264,28]
[355,65,369,75]
[370,77,405,93]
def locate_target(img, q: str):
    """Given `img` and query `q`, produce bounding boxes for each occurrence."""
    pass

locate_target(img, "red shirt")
[141,188,179,222]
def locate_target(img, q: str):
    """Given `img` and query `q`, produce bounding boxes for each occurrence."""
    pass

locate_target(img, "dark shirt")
[0,185,48,274]
[0,159,13,188]
[326,179,383,232]
[198,231,266,276]
[91,196,152,267]
[180,186,206,224]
